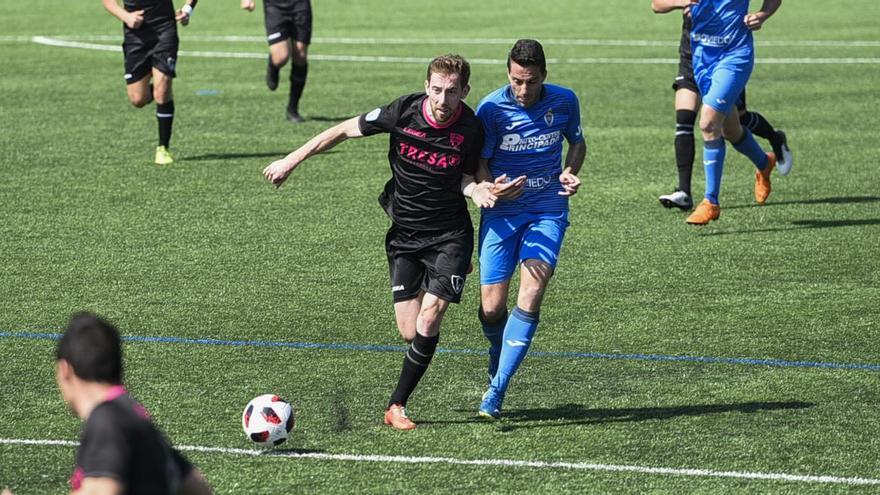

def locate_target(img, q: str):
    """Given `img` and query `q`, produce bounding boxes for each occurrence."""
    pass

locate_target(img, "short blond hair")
[426,54,471,88]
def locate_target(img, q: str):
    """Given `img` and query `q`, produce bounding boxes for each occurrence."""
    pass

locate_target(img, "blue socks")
[490,306,539,396]
[732,128,770,170]
[479,308,507,381]
[703,138,726,205]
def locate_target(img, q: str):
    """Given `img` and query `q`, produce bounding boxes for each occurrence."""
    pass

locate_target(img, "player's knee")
[699,118,720,139]
[129,94,151,108]
[271,51,289,67]
[479,305,507,324]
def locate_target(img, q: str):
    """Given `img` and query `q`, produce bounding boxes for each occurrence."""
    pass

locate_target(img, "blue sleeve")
[564,90,584,145]
[476,100,497,160]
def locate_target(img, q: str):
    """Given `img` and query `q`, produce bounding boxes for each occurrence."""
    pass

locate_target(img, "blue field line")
[2,330,879,372]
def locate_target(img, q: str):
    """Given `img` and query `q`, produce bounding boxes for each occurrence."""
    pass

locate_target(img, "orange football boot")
[686,199,721,225]
[755,152,777,205]
[384,404,417,431]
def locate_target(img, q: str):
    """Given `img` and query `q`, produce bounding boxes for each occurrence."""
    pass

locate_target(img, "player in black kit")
[242,0,312,122]
[102,0,197,164]
[1,313,211,495]
[264,55,518,430]
[652,0,792,211]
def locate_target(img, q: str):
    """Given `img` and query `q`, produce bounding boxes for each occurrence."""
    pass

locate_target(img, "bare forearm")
[564,141,586,175]
[283,117,361,165]
[651,0,690,14]
[475,159,492,183]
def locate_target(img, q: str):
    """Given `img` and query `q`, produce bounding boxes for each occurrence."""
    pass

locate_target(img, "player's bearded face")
[508,61,546,108]
[424,72,469,123]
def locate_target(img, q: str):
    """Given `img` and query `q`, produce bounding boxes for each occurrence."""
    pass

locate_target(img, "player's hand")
[263,159,297,188]
[241,0,255,11]
[558,167,581,197]
[125,10,145,29]
[744,11,769,30]
[490,174,526,201]
[471,181,498,208]
[3,488,14,495]
[175,8,190,25]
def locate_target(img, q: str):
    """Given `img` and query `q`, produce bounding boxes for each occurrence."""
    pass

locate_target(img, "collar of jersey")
[421,96,464,130]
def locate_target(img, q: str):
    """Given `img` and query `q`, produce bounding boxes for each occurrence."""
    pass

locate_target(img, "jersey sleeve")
[170,446,194,478]
[358,95,408,136]
[78,406,132,483]
[564,90,585,145]
[476,100,498,160]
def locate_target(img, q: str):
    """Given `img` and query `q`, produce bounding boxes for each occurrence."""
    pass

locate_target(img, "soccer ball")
[242,394,295,448]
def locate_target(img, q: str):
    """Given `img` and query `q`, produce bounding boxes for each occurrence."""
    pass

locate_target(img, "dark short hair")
[507,39,546,74]
[56,312,123,384]
[426,53,471,88]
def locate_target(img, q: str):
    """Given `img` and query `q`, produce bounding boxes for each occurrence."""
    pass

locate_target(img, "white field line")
[7,34,880,47]
[2,438,879,486]
[28,37,880,65]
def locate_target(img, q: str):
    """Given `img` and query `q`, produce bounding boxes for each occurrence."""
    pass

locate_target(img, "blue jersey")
[476,84,583,217]
[690,0,753,64]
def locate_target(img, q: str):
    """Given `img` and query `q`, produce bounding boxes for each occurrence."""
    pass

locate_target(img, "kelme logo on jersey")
[544,109,554,127]
[449,132,465,150]
[500,130,561,152]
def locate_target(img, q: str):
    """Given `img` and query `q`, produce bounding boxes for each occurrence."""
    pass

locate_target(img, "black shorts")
[263,0,312,45]
[672,48,747,111]
[122,19,179,84]
[385,224,474,304]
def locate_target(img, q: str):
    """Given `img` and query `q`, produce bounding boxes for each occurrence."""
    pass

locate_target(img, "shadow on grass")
[304,115,356,122]
[704,218,880,236]
[181,150,340,162]
[181,151,288,161]
[491,400,813,431]
[441,400,813,430]
[725,196,880,209]
[263,446,327,456]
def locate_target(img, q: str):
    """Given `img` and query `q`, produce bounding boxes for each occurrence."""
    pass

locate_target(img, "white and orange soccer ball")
[242,394,294,448]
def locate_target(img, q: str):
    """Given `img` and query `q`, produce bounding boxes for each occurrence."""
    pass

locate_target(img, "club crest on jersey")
[450,275,464,294]
[544,109,554,127]
[449,132,464,150]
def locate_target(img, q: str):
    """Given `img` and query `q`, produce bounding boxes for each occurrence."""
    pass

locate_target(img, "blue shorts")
[693,47,753,115]
[478,211,569,285]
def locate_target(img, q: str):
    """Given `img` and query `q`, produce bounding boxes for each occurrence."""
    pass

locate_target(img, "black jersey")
[680,14,693,60]
[70,387,192,495]
[358,93,483,232]
[124,0,175,22]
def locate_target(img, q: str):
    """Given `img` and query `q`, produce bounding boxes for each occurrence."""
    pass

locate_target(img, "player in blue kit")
[474,39,586,419]
[684,0,784,225]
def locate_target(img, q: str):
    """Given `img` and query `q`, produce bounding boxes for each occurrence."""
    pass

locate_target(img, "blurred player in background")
[653,0,792,212]
[660,0,786,225]
[102,0,197,164]
[2,312,212,495]
[242,0,312,122]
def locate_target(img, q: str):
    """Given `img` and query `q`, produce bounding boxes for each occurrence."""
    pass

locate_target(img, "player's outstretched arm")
[559,140,586,197]
[651,0,698,14]
[102,0,143,29]
[263,116,364,188]
[745,0,781,30]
